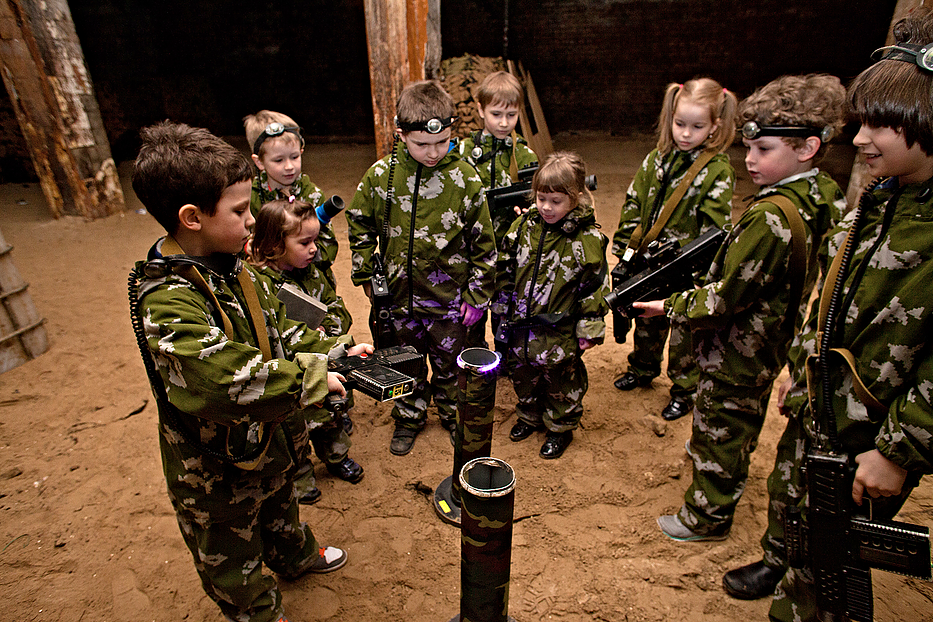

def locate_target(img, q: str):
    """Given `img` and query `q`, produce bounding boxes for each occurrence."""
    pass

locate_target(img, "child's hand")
[362,281,373,300]
[327,371,347,397]
[513,205,530,217]
[852,449,908,505]
[631,300,665,318]
[347,343,374,357]
[460,302,483,326]
[578,338,596,350]
[776,376,793,416]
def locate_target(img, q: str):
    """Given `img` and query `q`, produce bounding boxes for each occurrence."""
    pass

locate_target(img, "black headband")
[871,42,933,71]
[741,121,834,143]
[252,123,304,155]
[395,116,457,134]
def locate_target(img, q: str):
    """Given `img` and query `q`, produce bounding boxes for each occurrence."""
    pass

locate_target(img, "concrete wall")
[0,0,897,181]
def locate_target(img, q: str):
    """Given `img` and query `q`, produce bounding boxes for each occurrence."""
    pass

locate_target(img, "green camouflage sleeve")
[612,150,655,258]
[463,176,498,310]
[695,156,734,232]
[574,227,610,343]
[347,160,386,286]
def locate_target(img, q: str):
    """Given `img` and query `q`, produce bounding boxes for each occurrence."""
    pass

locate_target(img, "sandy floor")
[1,135,930,621]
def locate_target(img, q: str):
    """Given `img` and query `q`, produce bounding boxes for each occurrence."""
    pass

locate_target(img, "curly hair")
[657,78,738,156]
[738,74,847,156]
[248,199,317,268]
[848,6,933,155]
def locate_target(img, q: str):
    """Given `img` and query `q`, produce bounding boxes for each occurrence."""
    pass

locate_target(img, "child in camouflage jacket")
[635,74,848,542]
[495,151,609,459]
[131,122,371,622]
[347,80,497,456]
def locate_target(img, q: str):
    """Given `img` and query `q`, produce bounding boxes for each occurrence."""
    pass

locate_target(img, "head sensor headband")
[871,41,933,71]
[252,122,304,155]
[395,116,457,134]
[741,121,834,143]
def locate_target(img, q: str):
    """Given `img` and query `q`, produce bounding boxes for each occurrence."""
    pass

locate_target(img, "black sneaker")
[390,425,420,456]
[326,457,364,483]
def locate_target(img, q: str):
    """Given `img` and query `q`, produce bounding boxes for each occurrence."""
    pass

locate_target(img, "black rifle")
[324,345,425,412]
[604,227,726,318]
[484,167,597,223]
[783,450,931,622]
[369,252,397,349]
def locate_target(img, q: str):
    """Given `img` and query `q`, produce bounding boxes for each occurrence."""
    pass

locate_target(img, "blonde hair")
[657,78,738,155]
[738,74,846,158]
[476,71,524,109]
[248,199,317,267]
[396,80,455,126]
[531,151,593,209]
[243,110,302,158]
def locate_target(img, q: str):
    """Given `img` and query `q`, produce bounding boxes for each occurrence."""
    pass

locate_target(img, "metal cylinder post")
[434,347,500,525]
[451,457,517,622]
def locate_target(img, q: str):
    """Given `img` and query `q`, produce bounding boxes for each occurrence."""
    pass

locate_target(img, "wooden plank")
[0,227,48,374]
[508,60,554,159]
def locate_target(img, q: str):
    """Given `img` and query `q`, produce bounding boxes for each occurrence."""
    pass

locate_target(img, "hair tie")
[723,88,728,93]
[677,83,684,89]
[287,195,296,203]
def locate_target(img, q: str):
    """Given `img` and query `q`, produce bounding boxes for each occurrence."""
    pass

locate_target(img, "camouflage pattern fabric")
[137,239,339,622]
[665,171,843,534]
[251,172,338,283]
[612,147,734,391]
[763,178,933,621]
[494,203,609,430]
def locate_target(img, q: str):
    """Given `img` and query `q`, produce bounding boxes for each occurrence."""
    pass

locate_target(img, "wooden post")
[0,227,48,373]
[363,0,440,159]
[0,0,124,219]
[846,0,924,207]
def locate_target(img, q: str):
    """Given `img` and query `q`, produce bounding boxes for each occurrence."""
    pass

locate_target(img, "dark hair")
[132,121,253,234]
[848,6,933,155]
[248,199,317,267]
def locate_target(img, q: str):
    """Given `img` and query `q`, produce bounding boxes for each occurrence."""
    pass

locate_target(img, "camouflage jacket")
[136,238,337,494]
[250,171,338,274]
[347,141,497,319]
[457,131,539,242]
[666,170,844,387]
[783,178,933,473]
[493,202,609,366]
[611,148,734,259]
[252,263,353,338]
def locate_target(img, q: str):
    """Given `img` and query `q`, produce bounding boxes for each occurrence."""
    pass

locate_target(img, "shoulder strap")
[626,149,718,256]
[754,194,808,332]
[509,130,520,182]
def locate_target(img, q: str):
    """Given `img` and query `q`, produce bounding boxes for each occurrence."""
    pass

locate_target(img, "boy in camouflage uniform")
[458,71,539,349]
[244,110,339,285]
[131,122,370,622]
[495,151,609,459]
[724,10,933,617]
[634,75,847,541]
[347,80,497,455]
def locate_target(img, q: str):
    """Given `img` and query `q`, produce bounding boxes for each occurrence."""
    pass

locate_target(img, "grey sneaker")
[657,514,729,542]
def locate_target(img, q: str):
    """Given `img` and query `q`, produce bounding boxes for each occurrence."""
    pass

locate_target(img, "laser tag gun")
[369,252,397,350]
[314,195,345,226]
[324,345,425,413]
[604,227,726,318]
[783,450,931,622]
[484,166,597,222]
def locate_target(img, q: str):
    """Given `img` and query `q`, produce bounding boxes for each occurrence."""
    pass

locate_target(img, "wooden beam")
[0,0,123,219]
[364,0,439,159]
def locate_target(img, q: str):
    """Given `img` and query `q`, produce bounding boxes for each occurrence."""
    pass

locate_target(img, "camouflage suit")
[493,203,609,431]
[251,172,338,285]
[347,142,497,429]
[254,264,354,494]
[136,239,340,622]
[759,178,933,621]
[458,131,538,348]
[665,170,843,535]
[612,147,734,399]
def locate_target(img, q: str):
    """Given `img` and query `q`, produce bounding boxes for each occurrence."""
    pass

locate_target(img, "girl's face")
[853,125,933,185]
[279,216,320,271]
[536,190,580,225]
[671,100,719,152]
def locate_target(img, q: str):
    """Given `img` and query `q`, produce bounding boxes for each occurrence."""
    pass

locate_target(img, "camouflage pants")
[169,467,321,622]
[512,353,588,432]
[677,376,772,534]
[292,404,352,495]
[627,314,697,399]
[391,315,467,429]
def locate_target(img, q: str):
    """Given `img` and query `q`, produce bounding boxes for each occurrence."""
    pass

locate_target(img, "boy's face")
[252,137,303,190]
[536,190,579,225]
[672,100,719,152]
[742,136,811,187]
[281,217,320,271]
[399,128,452,168]
[853,125,933,185]
[197,180,254,255]
[478,101,520,140]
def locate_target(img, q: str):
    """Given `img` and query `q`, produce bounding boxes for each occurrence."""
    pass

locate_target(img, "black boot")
[722,560,784,600]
